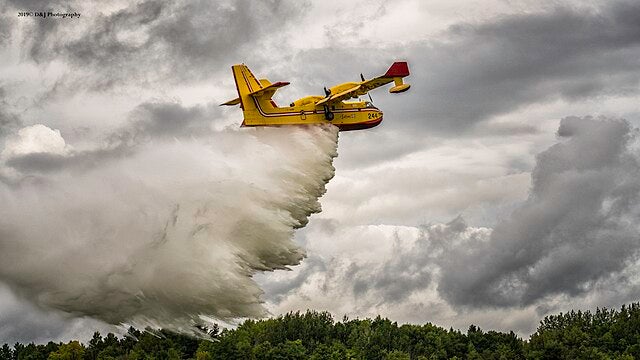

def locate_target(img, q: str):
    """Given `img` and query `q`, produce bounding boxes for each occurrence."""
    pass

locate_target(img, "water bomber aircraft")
[221,62,411,131]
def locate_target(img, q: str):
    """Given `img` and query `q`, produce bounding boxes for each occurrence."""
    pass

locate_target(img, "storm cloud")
[276,1,640,134]
[439,116,640,307]
[0,89,21,137]
[261,117,640,336]
[7,0,307,90]
[408,1,640,131]
[1,100,220,176]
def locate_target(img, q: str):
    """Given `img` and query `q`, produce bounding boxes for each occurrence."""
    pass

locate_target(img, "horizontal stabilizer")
[249,81,290,98]
[220,97,241,106]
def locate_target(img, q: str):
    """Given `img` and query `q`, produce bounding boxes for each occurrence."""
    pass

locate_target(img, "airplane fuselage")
[242,99,383,131]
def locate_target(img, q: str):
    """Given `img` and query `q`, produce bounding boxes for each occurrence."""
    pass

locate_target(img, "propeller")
[360,73,374,104]
[324,86,331,97]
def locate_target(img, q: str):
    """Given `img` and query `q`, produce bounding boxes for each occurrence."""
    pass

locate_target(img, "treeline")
[3,303,640,359]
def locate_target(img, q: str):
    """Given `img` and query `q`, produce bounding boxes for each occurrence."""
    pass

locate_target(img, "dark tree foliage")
[526,304,640,359]
[4,303,640,359]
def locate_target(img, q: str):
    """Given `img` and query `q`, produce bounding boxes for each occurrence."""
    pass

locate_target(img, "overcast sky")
[1,0,640,343]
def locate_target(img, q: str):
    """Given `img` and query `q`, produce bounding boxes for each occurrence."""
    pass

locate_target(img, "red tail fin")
[384,62,410,78]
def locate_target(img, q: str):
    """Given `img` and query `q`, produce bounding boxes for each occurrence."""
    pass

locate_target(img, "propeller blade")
[360,73,373,103]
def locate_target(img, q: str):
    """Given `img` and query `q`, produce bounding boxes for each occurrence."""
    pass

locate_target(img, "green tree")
[0,344,13,360]
[48,341,85,360]
[384,350,410,360]
[270,339,307,359]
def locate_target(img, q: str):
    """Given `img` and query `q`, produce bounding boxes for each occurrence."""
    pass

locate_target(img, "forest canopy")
[3,303,640,359]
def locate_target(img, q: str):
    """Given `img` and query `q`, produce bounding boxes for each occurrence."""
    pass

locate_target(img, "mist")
[0,122,338,331]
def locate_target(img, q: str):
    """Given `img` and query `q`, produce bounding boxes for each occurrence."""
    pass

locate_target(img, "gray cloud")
[0,10,12,47]
[3,148,132,176]
[0,283,113,344]
[8,0,307,91]
[6,0,67,8]
[396,1,640,132]
[2,100,218,176]
[349,232,433,304]
[0,110,20,139]
[257,255,328,304]
[5,152,71,173]
[277,1,640,135]
[258,217,486,322]
[439,116,640,307]
[332,129,436,170]
[109,100,221,145]
[413,2,640,129]
[343,217,486,305]
[260,118,640,334]
[5,0,71,62]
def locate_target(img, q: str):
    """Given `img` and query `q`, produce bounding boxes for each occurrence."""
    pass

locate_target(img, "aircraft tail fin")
[226,64,262,109]
[384,62,410,78]
[384,62,411,93]
[220,66,255,108]
[220,64,273,126]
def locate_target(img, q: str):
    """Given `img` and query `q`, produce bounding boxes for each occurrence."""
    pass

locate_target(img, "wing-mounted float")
[221,62,410,131]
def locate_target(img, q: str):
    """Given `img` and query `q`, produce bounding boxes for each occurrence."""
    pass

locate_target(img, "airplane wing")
[315,62,410,106]
[315,84,364,106]
[353,77,395,95]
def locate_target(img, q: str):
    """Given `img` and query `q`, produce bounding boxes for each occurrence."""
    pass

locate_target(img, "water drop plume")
[0,124,339,330]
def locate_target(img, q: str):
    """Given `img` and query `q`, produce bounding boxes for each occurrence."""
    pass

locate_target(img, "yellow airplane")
[221,62,410,131]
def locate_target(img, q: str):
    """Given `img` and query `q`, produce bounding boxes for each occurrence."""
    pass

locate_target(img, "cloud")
[439,116,640,307]
[322,134,533,227]
[278,1,640,135]
[259,116,640,335]
[0,110,20,139]
[397,1,640,132]
[348,231,433,304]
[0,283,113,345]
[259,219,494,330]
[0,124,73,178]
[1,124,69,158]
[111,100,221,143]
[0,89,21,139]
[0,12,12,47]
[5,0,307,91]
[1,101,221,176]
